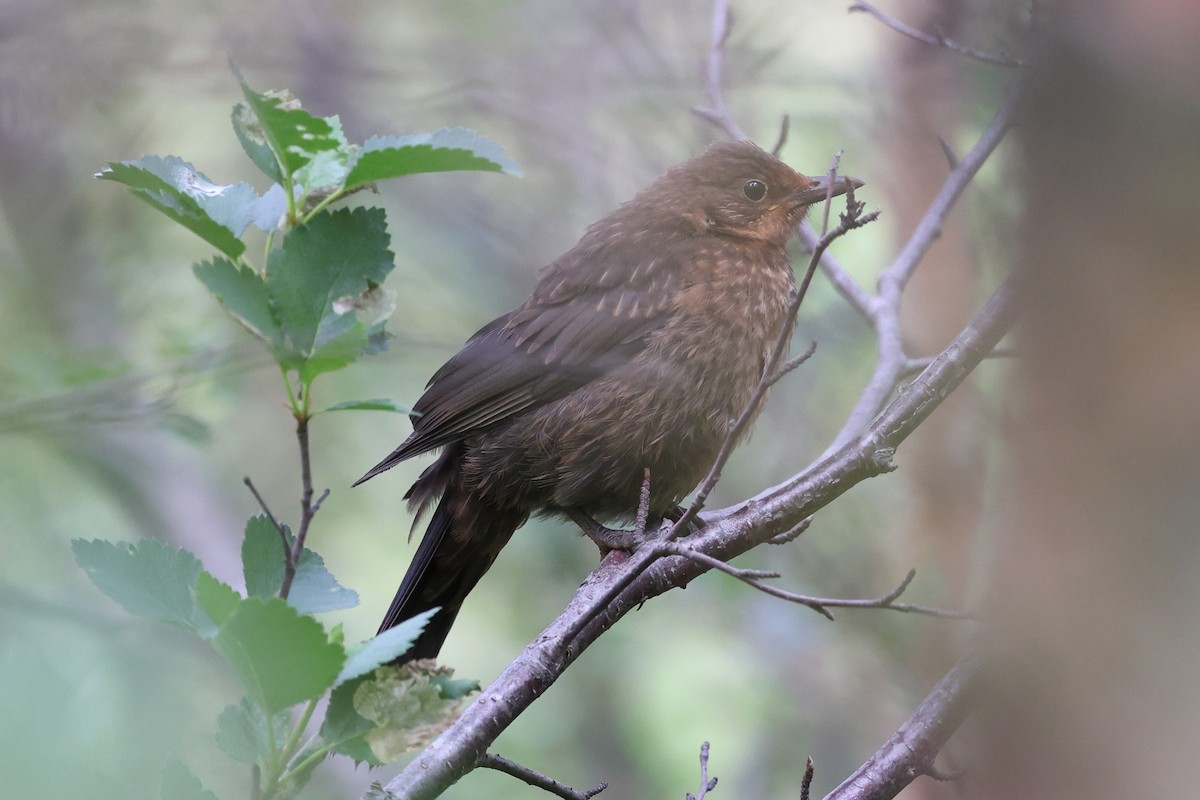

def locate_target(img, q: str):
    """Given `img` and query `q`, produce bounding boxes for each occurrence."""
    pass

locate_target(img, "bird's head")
[648,141,862,247]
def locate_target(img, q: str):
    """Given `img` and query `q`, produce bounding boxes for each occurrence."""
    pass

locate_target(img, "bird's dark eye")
[743,179,767,202]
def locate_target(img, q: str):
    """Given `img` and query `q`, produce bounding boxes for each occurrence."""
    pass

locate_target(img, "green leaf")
[210,597,345,714]
[344,128,522,191]
[354,665,476,762]
[216,697,289,765]
[268,206,394,364]
[237,83,346,178]
[298,322,368,383]
[294,147,354,194]
[429,673,482,701]
[231,101,284,184]
[336,610,436,686]
[290,548,359,615]
[321,676,381,765]
[72,539,209,635]
[161,757,219,800]
[193,257,283,347]
[98,157,248,258]
[241,515,286,599]
[195,571,242,631]
[319,398,412,415]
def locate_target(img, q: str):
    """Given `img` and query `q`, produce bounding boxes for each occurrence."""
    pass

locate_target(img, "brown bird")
[356,141,860,661]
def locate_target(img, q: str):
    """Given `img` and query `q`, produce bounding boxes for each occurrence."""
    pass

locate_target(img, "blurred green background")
[0,1,1018,797]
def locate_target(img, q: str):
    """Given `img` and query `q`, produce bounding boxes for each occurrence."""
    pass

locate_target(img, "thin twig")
[244,476,294,567]
[769,340,818,387]
[821,67,1033,458]
[479,753,607,800]
[801,757,815,800]
[686,742,719,800]
[767,518,811,545]
[849,1,1028,67]
[659,545,970,621]
[924,764,967,782]
[695,0,745,141]
[771,115,791,156]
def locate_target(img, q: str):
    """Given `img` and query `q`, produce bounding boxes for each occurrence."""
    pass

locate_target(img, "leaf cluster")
[84,74,514,799]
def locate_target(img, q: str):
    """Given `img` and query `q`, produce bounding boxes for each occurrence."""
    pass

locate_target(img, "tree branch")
[478,753,607,800]
[823,657,979,800]
[820,67,1032,457]
[848,1,1028,68]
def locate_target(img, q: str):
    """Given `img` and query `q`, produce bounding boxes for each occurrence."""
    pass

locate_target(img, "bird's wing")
[354,239,686,484]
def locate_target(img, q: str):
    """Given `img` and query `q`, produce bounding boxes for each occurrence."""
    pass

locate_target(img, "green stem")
[280,367,301,417]
[262,228,277,272]
[282,742,335,781]
[298,187,346,226]
[277,699,319,765]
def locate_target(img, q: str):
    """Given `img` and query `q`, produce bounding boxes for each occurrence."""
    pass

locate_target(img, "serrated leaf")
[290,548,359,614]
[429,673,482,701]
[210,597,345,714]
[332,283,396,329]
[237,83,346,178]
[268,206,393,362]
[344,128,522,191]
[294,147,354,194]
[298,322,368,383]
[161,757,219,800]
[216,697,289,765]
[72,538,209,634]
[232,101,284,184]
[319,398,411,415]
[336,610,436,686]
[321,676,381,765]
[193,257,282,347]
[241,515,286,599]
[251,183,288,231]
[195,572,242,632]
[354,665,474,762]
[98,157,248,258]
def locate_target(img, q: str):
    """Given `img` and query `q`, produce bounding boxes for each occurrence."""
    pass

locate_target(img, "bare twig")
[767,518,811,545]
[848,1,1028,68]
[801,757,815,800]
[821,67,1032,458]
[660,546,969,621]
[479,753,607,800]
[243,476,294,569]
[768,340,818,387]
[823,657,979,800]
[771,114,791,156]
[694,0,744,140]
[924,764,966,782]
[686,742,719,800]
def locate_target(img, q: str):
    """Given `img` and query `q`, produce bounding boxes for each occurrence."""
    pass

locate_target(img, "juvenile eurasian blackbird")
[356,141,859,661]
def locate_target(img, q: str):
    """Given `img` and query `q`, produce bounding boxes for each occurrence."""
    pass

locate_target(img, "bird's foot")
[567,507,706,556]
[567,509,644,555]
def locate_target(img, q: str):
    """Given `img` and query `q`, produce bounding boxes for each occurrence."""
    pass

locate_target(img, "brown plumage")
[356,141,860,661]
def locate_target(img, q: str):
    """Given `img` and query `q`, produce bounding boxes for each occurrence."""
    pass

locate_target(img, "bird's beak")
[791,175,864,207]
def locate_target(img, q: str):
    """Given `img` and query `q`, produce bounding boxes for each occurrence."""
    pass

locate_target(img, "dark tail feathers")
[379,456,526,662]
